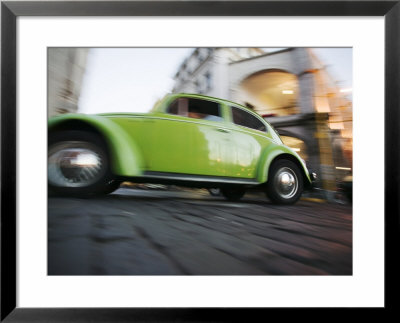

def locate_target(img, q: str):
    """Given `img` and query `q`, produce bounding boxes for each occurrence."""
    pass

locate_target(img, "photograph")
[2,0,397,319]
[48,47,353,275]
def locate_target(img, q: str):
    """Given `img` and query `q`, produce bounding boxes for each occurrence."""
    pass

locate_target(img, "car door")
[224,106,272,179]
[184,98,231,177]
[148,97,230,177]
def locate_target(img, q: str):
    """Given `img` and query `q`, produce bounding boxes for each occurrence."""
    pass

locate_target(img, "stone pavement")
[48,188,352,275]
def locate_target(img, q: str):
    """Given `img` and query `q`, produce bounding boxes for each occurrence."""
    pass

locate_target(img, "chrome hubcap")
[274,167,298,199]
[48,141,104,187]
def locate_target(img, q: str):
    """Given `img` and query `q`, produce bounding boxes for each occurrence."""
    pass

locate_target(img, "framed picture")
[2,0,398,321]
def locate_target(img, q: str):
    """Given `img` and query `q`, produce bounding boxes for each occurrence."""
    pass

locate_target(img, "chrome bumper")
[310,171,317,181]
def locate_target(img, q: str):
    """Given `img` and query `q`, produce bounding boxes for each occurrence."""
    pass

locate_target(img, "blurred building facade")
[48,48,89,118]
[172,48,353,193]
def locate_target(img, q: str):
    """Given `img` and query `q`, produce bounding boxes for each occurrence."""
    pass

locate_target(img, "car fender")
[48,114,144,176]
[256,143,311,184]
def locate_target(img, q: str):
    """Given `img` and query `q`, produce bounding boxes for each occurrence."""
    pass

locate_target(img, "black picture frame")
[1,1,399,321]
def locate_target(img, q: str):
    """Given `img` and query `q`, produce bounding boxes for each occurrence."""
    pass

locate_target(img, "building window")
[195,72,212,94]
[187,57,198,74]
[205,72,212,91]
[196,79,203,94]
[198,48,210,61]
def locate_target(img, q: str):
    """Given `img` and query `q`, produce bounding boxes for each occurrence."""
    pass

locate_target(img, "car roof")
[168,93,255,113]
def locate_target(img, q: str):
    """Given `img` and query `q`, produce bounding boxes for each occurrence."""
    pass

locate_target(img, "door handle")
[216,128,230,133]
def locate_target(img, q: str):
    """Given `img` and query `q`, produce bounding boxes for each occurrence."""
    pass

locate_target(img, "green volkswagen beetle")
[48,93,315,204]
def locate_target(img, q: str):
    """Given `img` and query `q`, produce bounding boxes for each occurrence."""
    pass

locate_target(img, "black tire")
[103,180,121,195]
[266,159,303,205]
[48,130,114,197]
[221,187,246,202]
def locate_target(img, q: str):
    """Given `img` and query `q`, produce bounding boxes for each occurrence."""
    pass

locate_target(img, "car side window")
[167,98,223,122]
[167,98,188,116]
[231,106,267,132]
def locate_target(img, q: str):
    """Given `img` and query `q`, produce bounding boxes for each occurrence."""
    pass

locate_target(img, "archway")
[236,69,300,117]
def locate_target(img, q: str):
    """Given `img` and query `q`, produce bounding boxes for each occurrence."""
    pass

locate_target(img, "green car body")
[48,93,314,204]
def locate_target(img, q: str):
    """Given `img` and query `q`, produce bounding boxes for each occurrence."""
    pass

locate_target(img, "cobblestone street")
[48,188,352,275]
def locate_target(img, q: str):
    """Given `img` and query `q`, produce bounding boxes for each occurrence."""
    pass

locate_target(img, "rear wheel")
[221,187,245,202]
[266,159,303,205]
[48,131,114,197]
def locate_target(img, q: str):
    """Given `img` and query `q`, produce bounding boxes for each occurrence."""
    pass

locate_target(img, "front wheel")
[48,131,113,197]
[266,159,303,205]
[103,180,121,195]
